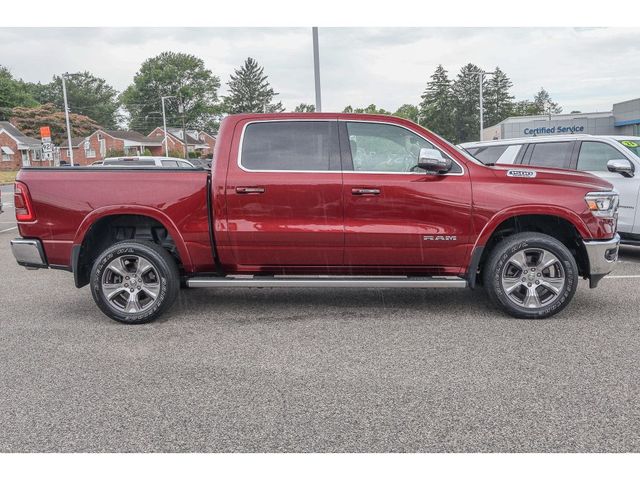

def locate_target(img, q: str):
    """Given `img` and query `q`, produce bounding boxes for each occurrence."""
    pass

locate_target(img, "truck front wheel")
[90,240,180,324]
[483,232,578,319]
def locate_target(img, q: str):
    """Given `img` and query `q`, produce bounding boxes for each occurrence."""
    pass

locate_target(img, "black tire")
[90,240,180,324]
[483,232,578,319]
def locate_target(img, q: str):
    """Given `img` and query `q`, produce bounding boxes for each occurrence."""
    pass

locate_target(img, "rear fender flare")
[73,205,193,270]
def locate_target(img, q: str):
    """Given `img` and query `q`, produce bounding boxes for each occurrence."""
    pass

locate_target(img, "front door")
[21,150,30,167]
[340,121,473,275]
[224,120,344,269]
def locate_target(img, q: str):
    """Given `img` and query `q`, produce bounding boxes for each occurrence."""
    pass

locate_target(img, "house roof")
[166,127,206,146]
[102,129,162,145]
[0,121,42,148]
[60,136,87,148]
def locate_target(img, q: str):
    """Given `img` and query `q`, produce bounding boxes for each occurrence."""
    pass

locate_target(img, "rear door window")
[527,142,573,169]
[241,121,339,171]
[577,141,627,171]
[162,160,180,168]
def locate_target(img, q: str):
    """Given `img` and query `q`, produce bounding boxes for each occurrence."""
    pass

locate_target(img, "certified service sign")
[506,169,537,178]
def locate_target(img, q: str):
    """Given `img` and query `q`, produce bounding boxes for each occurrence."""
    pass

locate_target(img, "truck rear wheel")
[483,232,578,319]
[90,240,180,324]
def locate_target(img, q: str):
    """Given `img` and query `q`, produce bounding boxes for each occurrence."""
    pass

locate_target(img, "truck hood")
[488,164,614,192]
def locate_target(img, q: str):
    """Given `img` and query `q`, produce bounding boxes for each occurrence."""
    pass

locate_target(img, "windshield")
[619,140,640,157]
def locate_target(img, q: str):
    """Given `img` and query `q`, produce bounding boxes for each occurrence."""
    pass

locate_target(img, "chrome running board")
[187,275,468,289]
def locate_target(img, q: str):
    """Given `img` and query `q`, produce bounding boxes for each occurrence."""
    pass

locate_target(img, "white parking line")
[0,226,17,233]
[603,275,640,279]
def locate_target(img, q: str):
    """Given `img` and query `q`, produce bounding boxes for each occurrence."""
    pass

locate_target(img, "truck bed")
[16,168,214,273]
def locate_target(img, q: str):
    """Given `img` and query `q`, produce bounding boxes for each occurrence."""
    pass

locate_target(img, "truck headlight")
[585,191,619,217]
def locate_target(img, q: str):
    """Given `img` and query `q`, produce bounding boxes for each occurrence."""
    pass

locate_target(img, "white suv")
[91,156,200,168]
[459,135,640,244]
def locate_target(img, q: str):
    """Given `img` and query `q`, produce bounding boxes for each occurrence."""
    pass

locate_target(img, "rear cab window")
[240,121,340,171]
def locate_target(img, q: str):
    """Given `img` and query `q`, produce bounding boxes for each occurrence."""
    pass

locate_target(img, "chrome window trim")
[237,118,466,176]
[237,118,341,174]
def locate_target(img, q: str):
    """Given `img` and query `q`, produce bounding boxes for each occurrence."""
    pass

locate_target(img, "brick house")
[147,127,212,158]
[59,137,87,164]
[197,131,217,158]
[59,129,164,165]
[0,121,44,170]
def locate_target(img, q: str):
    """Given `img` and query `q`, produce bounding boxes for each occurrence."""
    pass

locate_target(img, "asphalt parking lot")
[0,226,639,452]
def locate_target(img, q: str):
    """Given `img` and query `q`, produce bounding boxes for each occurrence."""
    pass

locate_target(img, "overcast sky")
[0,27,639,114]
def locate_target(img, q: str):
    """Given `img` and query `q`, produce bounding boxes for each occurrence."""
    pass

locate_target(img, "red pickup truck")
[11,113,620,323]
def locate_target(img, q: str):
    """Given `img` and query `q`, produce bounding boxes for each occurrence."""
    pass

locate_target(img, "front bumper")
[11,238,48,269]
[583,233,620,288]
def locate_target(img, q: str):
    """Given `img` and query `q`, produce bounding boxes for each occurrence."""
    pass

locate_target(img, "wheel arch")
[72,207,192,288]
[467,209,590,288]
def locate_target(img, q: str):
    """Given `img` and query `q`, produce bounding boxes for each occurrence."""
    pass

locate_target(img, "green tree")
[223,57,283,114]
[484,67,514,127]
[31,72,121,128]
[532,87,562,115]
[121,52,221,133]
[0,66,38,118]
[511,99,537,116]
[452,63,483,143]
[342,104,391,115]
[393,104,419,123]
[293,103,315,113]
[419,64,455,140]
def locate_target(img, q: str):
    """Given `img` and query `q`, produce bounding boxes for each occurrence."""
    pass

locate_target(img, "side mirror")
[418,148,452,174]
[607,159,634,177]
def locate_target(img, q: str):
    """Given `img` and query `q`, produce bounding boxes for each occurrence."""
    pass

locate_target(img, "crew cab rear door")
[224,119,344,267]
[339,120,472,274]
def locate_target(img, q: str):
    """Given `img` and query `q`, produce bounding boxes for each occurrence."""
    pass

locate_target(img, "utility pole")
[61,73,74,166]
[161,96,174,156]
[312,27,322,112]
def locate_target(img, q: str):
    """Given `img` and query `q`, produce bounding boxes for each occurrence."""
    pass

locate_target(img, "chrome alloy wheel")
[500,248,566,309]
[101,255,161,314]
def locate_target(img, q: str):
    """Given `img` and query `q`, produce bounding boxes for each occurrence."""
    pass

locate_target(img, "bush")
[142,148,153,156]
[105,149,125,157]
[168,149,184,159]
[188,151,200,159]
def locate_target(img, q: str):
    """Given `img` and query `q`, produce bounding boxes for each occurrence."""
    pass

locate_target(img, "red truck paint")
[15,113,615,278]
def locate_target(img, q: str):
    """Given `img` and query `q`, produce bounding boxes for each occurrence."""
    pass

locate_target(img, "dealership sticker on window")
[621,140,639,148]
[506,169,537,178]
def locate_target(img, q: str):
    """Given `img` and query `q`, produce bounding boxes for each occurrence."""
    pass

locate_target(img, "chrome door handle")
[236,186,265,194]
[352,188,380,195]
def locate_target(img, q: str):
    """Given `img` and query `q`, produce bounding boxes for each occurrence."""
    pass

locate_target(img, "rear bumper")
[583,233,620,288]
[11,238,48,269]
